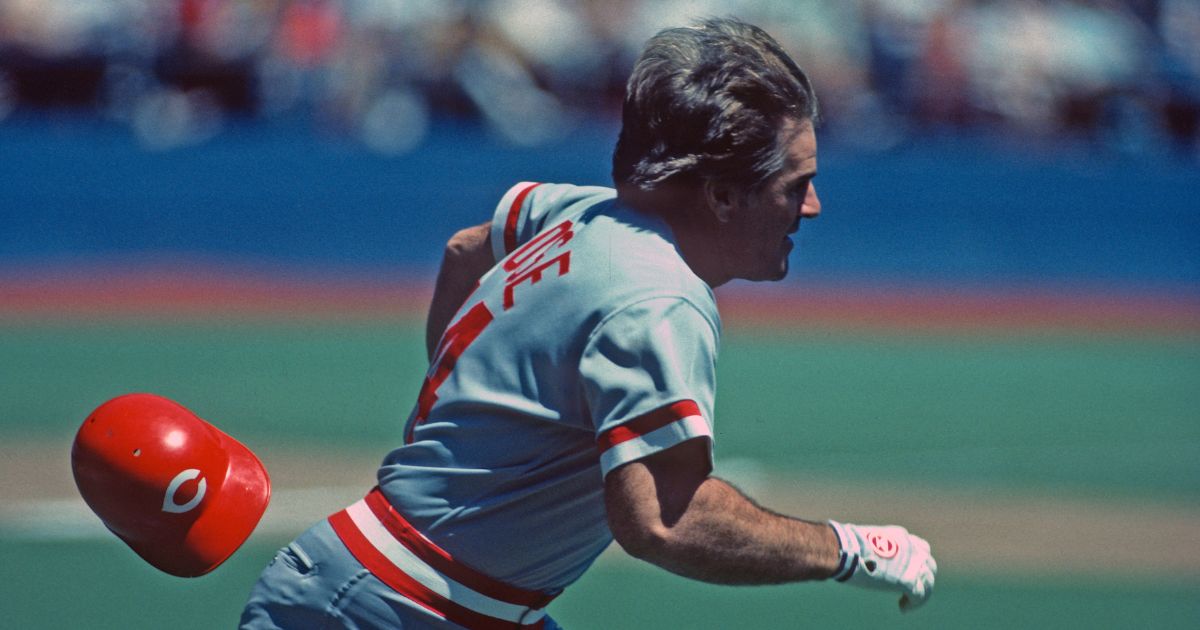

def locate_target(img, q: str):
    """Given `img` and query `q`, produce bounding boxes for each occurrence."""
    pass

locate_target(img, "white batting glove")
[827,520,937,612]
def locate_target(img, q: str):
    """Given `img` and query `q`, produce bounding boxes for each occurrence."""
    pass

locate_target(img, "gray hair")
[612,17,818,194]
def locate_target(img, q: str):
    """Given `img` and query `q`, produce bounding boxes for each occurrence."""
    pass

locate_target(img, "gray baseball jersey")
[330,182,720,623]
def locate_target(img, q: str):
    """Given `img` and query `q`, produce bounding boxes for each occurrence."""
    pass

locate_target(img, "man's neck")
[616,184,731,288]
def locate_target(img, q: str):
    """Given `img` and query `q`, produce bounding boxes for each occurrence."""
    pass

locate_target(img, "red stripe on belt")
[361,489,553,609]
[328,487,556,629]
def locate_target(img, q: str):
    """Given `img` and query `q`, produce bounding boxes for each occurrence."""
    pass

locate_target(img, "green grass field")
[5,319,1196,496]
[2,538,1197,629]
[2,316,1198,628]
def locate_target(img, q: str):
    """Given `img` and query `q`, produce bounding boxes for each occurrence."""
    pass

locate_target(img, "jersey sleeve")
[490,182,576,262]
[580,296,719,478]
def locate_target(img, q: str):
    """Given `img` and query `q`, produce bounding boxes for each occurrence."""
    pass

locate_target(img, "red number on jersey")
[406,301,494,443]
[405,219,576,440]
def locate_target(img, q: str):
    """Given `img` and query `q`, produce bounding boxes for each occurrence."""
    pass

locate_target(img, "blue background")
[2,116,1197,294]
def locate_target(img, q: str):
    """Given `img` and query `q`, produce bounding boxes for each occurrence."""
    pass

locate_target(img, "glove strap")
[827,520,859,582]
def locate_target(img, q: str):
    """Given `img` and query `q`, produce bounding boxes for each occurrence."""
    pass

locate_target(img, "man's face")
[715,120,821,282]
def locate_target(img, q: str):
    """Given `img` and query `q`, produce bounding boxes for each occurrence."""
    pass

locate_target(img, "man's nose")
[801,183,821,218]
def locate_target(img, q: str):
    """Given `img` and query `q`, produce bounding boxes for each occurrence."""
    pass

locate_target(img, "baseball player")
[241,18,936,629]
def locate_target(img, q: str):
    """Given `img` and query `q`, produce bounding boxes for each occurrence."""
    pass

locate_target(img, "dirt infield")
[6,442,1198,580]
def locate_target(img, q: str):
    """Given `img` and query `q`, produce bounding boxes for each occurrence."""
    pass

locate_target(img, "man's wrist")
[826,520,857,581]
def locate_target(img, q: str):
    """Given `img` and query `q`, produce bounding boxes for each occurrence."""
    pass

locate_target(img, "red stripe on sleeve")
[503,183,541,256]
[596,400,703,453]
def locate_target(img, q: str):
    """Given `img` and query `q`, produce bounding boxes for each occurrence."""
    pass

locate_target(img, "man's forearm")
[634,477,840,585]
[607,446,841,585]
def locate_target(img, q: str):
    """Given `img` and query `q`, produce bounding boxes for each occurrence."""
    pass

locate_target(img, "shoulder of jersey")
[525,182,616,220]
[538,184,712,310]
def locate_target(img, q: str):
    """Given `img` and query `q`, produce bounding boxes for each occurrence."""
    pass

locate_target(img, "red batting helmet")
[71,393,271,577]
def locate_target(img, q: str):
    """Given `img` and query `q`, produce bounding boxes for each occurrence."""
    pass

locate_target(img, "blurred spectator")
[0,0,1195,158]
[1157,0,1200,151]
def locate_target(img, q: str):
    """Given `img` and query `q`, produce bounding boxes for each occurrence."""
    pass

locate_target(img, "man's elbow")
[604,450,708,565]
[609,514,674,563]
[444,224,490,261]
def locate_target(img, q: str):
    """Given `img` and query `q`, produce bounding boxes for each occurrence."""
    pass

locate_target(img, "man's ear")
[702,179,737,224]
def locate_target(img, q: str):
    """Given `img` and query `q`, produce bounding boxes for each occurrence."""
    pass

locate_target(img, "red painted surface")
[0,266,434,321]
[714,284,1200,335]
[1,266,1197,334]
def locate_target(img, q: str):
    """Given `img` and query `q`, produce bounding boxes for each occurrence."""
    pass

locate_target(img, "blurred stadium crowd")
[1,0,1197,156]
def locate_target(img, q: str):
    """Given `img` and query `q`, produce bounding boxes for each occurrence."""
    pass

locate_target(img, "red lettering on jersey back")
[504,220,573,274]
[406,219,577,440]
[406,301,494,444]
[503,252,570,310]
[502,219,575,310]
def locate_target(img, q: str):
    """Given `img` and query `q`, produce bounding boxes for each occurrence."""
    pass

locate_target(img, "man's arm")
[604,438,840,585]
[426,221,495,359]
[605,438,936,611]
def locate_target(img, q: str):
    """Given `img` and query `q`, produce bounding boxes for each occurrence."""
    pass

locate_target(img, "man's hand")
[828,520,937,612]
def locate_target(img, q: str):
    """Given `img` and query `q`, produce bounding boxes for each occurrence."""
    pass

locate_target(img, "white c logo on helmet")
[162,468,207,514]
